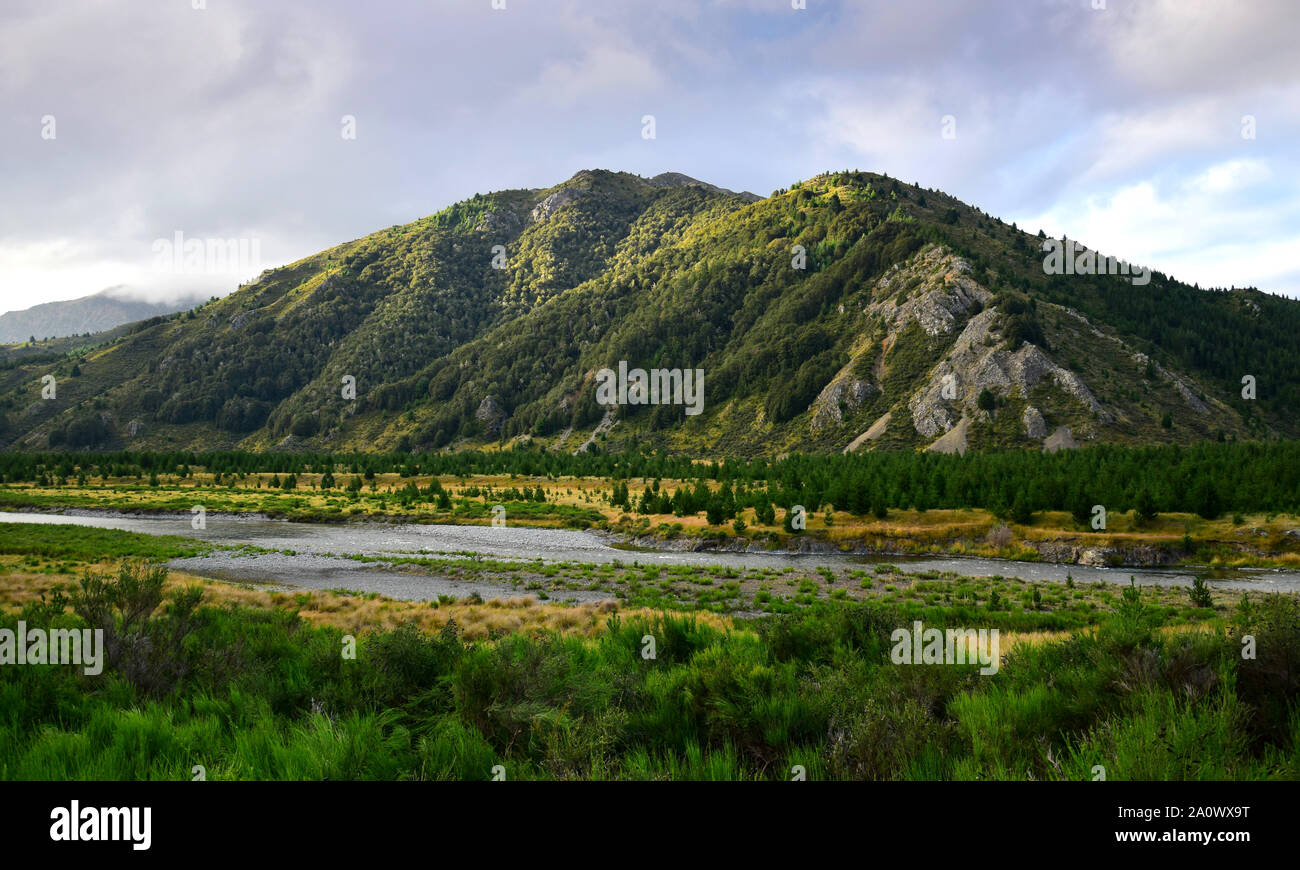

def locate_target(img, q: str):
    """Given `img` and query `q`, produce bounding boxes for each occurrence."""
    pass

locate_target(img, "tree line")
[2,441,1298,518]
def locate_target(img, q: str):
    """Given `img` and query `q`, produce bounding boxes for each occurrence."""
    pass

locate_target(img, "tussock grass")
[1,526,1297,781]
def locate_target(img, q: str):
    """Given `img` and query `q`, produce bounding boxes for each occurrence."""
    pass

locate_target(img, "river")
[3,510,1298,601]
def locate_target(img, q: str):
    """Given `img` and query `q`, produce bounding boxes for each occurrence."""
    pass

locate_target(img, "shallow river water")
[4,510,1299,602]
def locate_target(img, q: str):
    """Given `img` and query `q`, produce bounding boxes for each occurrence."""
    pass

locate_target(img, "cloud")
[1,0,1297,313]
[1096,0,1300,95]
[1017,157,1300,294]
[515,45,664,110]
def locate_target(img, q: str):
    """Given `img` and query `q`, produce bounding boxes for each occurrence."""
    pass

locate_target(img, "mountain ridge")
[1,168,1296,455]
[0,288,197,345]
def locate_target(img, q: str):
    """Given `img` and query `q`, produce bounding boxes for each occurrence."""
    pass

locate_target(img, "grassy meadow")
[0,523,1297,780]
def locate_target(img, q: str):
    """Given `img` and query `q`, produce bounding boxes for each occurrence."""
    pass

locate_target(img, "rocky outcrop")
[576,408,617,454]
[867,247,992,338]
[529,188,585,223]
[855,247,1110,443]
[1032,540,1177,567]
[810,363,876,432]
[1065,308,1211,415]
[1023,406,1047,439]
[904,308,1107,436]
[908,307,1109,439]
[1165,366,1210,413]
[228,312,251,330]
[478,209,523,234]
[646,172,760,201]
[474,396,507,434]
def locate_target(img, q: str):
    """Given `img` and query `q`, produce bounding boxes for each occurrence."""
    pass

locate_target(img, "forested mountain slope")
[2,169,1296,456]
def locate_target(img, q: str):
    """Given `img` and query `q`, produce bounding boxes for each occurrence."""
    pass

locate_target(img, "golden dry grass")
[0,561,735,641]
[0,567,67,610]
[995,630,1073,652]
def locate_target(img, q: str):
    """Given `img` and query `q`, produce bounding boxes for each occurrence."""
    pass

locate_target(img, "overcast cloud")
[2,0,1298,313]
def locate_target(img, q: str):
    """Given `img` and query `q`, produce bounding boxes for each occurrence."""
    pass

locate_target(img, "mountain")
[644,171,761,201]
[1,168,1297,455]
[0,289,195,345]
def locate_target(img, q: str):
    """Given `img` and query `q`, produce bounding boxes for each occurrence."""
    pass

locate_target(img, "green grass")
[1,557,1297,781]
[0,522,210,561]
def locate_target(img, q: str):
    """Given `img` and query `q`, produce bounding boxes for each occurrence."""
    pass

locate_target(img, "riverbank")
[601,524,1300,570]
[5,516,1296,619]
[6,474,1300,570]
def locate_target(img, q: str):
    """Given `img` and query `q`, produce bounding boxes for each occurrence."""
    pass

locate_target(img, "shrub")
[68,561,203,696]
[986,524,1013,548]
[1231,594,1300,742]
[1188,576,1213,609]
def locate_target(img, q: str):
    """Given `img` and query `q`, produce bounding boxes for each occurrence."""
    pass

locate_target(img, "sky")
[1,0,1298,316]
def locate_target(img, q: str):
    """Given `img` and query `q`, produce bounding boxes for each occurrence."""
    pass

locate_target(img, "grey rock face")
[1078,547,1119,567]
[478,208,523,234]
[1167,369,1210,413]
[908,306,1109,439]
[867,246,992,338]
[1033,541,1175,566]
[529,188,585,224]
[475,395,507,434]
[1023,406,1047,439]
[858,245,1108,443]
[646,172,762,201]
[809,364,876,432]
[1066,308,1212,415]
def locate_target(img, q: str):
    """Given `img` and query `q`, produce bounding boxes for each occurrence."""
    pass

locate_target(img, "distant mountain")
[0,289,194,345]
[1,168,1297,454]
[643,171,761,201]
